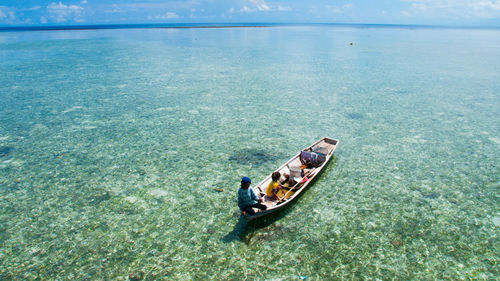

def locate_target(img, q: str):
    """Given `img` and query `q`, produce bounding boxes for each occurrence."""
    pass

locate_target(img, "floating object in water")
[392,240,403,247]
[129,271,144,281]
[54,152,65,159]
[215,188,224,193]
[243,137,339,220]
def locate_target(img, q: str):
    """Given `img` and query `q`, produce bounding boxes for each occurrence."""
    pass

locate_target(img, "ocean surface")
[0,25,499,280]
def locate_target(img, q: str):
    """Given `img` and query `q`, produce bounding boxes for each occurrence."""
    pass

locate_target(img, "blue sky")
[1,0,500,27]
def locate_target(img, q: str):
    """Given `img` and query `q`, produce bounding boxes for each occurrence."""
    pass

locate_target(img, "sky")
[1,0,500,27]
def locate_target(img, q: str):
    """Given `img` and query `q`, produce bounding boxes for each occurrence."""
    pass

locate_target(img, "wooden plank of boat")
[245,137,339,220]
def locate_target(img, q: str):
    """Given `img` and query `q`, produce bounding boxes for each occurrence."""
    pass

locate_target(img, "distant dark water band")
[0,23,275,32]
[1,23,498,32]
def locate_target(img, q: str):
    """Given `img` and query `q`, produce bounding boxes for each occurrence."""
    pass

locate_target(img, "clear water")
[0,26,499,280]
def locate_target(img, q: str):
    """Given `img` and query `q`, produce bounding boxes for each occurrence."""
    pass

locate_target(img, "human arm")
[250,188,259,201]
[273,181,283,194]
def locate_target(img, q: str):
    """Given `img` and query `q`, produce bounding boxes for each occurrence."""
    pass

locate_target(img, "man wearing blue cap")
[238,177,267,216]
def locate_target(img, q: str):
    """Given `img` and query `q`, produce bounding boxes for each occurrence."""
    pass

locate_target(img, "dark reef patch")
[228,148,282,165]
[346,113,364,120]
[88,191,111,205]
[422,191,440,199]
[393,89,410,95]
[0,146,14,157]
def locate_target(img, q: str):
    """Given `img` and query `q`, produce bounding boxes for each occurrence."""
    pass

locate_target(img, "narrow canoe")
[245,137,339,220]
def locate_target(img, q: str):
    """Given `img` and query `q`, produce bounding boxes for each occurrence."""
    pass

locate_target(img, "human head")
[271,172,281,181]
[241,177,251,188]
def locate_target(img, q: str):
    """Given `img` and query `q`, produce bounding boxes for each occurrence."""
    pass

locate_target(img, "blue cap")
[241,177,251,183]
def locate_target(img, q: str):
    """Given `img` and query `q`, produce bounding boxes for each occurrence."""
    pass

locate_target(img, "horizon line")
[1,22,499,32]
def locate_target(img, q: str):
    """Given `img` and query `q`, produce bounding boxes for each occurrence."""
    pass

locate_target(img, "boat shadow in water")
[228,148,283,165]
[223,156,338,245]
[222,204,297,245]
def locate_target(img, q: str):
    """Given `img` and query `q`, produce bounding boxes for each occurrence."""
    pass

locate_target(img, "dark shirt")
[237,187,258,209]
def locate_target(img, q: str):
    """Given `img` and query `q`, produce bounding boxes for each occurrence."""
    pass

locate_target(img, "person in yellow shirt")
[265,172,283,201]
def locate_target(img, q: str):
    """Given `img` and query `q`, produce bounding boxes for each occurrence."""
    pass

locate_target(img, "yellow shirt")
[266,181,279,196]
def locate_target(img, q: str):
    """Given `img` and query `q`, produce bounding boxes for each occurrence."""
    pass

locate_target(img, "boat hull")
[245,137,339,220]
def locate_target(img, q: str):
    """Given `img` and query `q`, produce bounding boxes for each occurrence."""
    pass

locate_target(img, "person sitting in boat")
[238,177,267,216]
[265,172,283,201]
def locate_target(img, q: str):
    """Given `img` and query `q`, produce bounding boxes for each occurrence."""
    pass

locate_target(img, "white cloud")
[278,6,292,12]
[28,6,42,11]
[41,16,47,24]
[0,6,16,23]
[240,0,271,12]
[165,12,179,18]
[472,0,500,10]
[401,10,412,17]
[469,0,500,17]
[47,2,84,23]
[249,0,270,11]
[238,0,292,13]
[104,4,121,14]
[240,5,252,12]
[402,0,500,18]
[81,0,88,4]
[327,3,352,15]
[114,1,198,10]
[149,12,180,20]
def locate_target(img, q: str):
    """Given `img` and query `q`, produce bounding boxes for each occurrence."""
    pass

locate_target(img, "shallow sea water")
[0,26,499,280]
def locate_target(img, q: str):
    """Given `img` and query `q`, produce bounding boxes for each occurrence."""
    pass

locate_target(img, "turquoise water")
[0,26,499,279]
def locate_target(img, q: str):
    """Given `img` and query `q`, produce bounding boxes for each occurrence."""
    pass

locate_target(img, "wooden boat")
[245,137,339,220]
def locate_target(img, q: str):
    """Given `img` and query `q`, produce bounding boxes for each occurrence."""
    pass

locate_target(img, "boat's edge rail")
[248,137,339,220]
